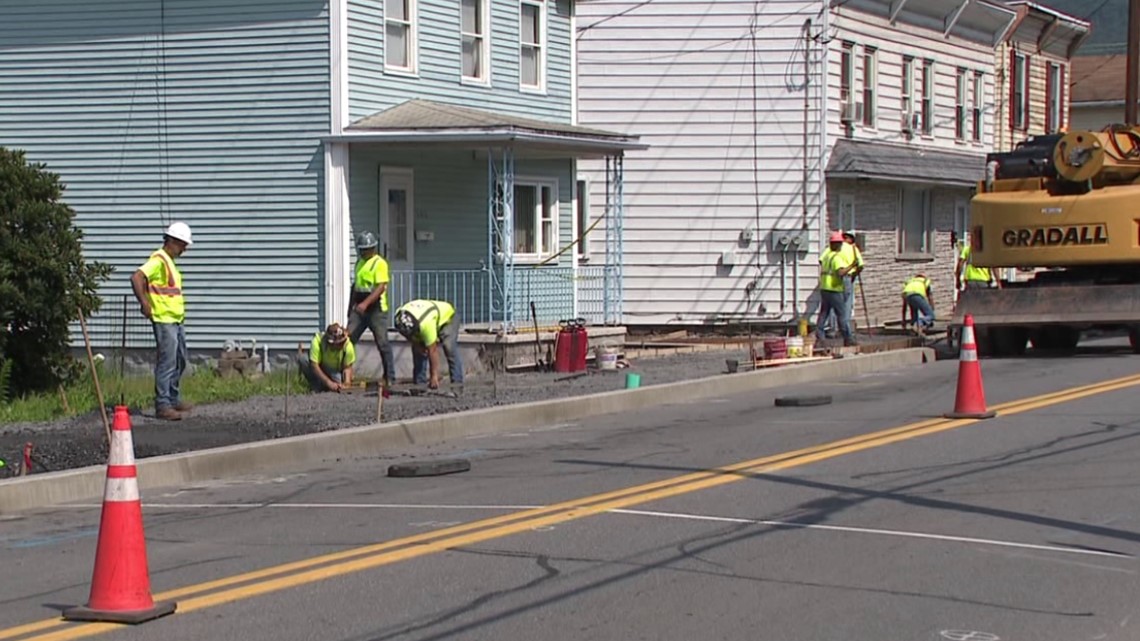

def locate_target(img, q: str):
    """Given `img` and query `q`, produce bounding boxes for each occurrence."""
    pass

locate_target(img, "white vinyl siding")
[385,0,418,73]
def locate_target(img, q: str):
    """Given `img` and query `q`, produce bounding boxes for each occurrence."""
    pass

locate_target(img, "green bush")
[0,147,112,397]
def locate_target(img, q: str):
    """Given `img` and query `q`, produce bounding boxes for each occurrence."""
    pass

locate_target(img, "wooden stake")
[284,358,291,422]
[77,310,111,443]
[375,384,384,423]
[58,384,71,415]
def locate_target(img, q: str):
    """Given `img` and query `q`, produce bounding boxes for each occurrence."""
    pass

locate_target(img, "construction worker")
[956,232,998,290]
[130,222,193,421]
[901,273,935,333]
[816,231,857,346]
[393,299,464,389]
[347,231,395,387]
[841,231,865,330]
[300,323,356,392]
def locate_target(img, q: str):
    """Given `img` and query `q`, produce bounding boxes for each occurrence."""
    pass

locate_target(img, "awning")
[826,139,984,187]
[323,99,647,158]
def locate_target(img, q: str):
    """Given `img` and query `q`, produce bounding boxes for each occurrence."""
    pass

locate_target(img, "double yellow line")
[7,371,1140,641]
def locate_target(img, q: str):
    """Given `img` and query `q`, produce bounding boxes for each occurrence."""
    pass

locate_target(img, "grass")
[0,364,308,425]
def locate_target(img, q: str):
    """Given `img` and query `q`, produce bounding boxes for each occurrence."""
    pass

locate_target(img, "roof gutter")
[322,128,649,152]
[826,171,979,188]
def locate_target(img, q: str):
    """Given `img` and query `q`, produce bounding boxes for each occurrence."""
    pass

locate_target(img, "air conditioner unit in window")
[840,100,864,124]
[902,110,920,134]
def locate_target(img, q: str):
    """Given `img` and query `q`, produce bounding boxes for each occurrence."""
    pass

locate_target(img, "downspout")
[814,0,831,321]
[802,18,811,231]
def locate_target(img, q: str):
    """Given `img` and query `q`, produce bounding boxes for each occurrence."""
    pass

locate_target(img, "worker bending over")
[301,323,356,393]
[901,273,935,333]
[816,231,857,346]
[393,299,464,389]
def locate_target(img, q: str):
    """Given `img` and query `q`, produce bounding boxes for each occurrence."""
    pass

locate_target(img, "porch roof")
[826,139,984,187]
[325,99,647,158]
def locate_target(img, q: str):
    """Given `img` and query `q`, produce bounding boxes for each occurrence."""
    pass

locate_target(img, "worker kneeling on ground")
[901,273,935,334]
[300,323,356,393]
[393,299,464,390]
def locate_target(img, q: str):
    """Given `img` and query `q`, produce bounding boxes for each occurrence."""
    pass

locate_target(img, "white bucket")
[786,336,805,358]
[595,345,618,370]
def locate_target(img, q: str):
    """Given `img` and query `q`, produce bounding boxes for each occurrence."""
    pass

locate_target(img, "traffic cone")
[64,406,176,624]
[944,315,997,420]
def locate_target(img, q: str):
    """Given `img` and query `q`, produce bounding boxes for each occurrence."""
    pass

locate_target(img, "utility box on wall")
[767,230,809,255]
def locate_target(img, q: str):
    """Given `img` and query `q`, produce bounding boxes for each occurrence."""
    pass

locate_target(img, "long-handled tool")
[529,301,546,371]
[857,274,874,336]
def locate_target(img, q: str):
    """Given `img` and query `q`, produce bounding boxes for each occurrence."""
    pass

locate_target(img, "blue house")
[0,0,642,352]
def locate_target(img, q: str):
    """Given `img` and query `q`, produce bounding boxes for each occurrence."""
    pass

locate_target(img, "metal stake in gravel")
[284,359,291,423]
[78,309,111,444]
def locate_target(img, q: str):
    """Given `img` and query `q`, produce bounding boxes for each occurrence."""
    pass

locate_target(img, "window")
[520,0,546,90]
[902,56,915,131]
[385,0,417,73]
[1046,62,1065,133]
[840,42,854,107]
[461,0,490,82]
[953,199,969,239]
[837,194,855,231]
[955,68,967,140]
[862,47,877,127]
[497,180,557,259]
[575,179,591,259]
[1011,52,1028,131]
[972,72,984,142]
[921,59,934,135]
[898,187,932,255]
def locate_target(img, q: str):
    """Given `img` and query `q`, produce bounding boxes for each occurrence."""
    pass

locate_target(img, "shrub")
[0,147,112,397]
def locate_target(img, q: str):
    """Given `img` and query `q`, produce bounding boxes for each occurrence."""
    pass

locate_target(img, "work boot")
[174,401,194,413]
[156,407,183,421]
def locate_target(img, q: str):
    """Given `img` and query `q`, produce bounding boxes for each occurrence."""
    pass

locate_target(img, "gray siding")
[347,0,573,123]
[0,0,331,349]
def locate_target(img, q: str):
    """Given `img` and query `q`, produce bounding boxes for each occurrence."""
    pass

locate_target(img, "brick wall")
[827,178,969,327]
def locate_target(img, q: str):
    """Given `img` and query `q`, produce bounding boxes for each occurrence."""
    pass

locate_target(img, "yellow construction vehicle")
[952,127,1140,355]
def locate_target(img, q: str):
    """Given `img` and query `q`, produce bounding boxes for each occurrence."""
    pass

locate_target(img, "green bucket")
[625,372,641,389]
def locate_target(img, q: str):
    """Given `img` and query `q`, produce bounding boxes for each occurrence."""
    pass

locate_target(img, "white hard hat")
[165,221,193,246]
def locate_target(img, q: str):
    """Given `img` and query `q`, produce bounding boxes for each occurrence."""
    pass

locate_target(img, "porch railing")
[388,270,492,325]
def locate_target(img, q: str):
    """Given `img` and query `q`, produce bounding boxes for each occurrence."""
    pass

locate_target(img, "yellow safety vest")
[309,332,356,371]
[142,249,184,324]
[960,246,991,283]
[397,299,456,346]
[353,254,390,312]
[902,276,931,299]
[819,249,851,293]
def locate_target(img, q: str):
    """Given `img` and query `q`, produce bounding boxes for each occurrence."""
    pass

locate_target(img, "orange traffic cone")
[64,406,177,624]
[944,315,997,420]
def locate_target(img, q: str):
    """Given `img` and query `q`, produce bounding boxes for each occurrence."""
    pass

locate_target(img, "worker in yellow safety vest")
[130,222,193,421]
[816,231,857,346]
[841,231,865,329]
[956,233,998,290]
[901,273,935,333]
[300,323,356,392]
[347,231,396,387]
[393,299,464,389]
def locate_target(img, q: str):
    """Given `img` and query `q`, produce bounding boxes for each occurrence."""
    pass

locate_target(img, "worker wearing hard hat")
[956,232,998,290]
[347,231,396,387]
[901,273,935,334]
[300,323,356,392]
[816,231,857,346]
[393,299,464,390]
[130,222,193,421]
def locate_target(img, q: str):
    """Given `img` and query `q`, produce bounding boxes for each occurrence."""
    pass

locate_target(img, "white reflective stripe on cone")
[960,349,978,362]
[108,431,136,466]
[104,477,141,502]
[960,325,976,346]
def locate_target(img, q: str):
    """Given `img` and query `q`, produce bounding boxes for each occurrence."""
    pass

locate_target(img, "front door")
[379,167,415,273]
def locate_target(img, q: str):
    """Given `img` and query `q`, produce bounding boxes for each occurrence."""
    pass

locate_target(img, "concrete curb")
[0,348,933,514]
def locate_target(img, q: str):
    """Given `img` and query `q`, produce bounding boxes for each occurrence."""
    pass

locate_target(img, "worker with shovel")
[841,231,865,332]
[300,323,356,392]
[393,299,463,390]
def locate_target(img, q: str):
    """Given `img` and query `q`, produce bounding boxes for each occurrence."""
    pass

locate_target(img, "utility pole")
[1127,0,1140,124]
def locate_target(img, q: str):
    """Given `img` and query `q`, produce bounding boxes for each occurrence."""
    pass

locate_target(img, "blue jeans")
[153,322,187,411]
[412,321,464,384]
[816,290,853,343]
[906,294,935,329]
[348,305,395,384]
[298,357,342,392]
[843,277,856,326]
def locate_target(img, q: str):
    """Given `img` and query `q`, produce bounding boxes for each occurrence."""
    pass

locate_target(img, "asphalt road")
[1,341,1139,641]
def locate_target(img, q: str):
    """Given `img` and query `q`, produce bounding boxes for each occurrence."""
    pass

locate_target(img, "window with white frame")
[575,179,591,259]
[902,56,915,131]
[461,0,490,82]
[385,0,417,73]
[898,187,932,255]
[955,68,967,140]
[921,59,934,135]
[837,194,855,232]
[953,199,968,238]
[972,71,984,142]
[519,0,546,90]
[1011,52,1028,131]
[499,180,557,259]
[1046,62,1064,133]
[840,42,854,107]
[862,47,877,127]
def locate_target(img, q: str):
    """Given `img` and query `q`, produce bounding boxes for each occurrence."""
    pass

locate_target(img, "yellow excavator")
[954,126,1140,355]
